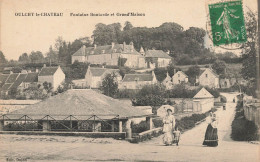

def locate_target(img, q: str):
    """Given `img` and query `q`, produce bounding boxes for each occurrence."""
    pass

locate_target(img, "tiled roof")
[23,72,38,82]
[90,68,118,77]
[1,83,12,91]
[7,89,152,119]
[9,74,27,89]
[122,73,153,82]
[72,43,140,57]
[5,73,19,83]
[38,67,59,76]
[0,74,10,87]
[145,50,172,59]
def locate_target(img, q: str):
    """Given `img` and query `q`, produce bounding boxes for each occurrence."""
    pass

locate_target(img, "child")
[173,127,181,146]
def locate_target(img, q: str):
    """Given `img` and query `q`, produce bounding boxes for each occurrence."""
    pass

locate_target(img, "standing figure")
[203,113,218,147]
[217,6,240,41]
[162,109,175,146]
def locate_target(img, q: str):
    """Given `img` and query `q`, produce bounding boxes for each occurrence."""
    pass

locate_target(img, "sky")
[0,0,257,60]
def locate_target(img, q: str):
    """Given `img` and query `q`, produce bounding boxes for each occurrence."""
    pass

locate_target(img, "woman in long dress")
[203,113,218,147]
[162,109,175,145]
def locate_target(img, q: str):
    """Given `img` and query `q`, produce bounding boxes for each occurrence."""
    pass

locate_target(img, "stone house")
[172,71,188,85]
[19,72,38,90]
[162,72,173,89]
[118,71,157,90]
[193,87,214,113]
[198,68,219,88]
[85,66,122,89]
[38,65,65,91]
[71,42,146,68]
[145,50,172,68]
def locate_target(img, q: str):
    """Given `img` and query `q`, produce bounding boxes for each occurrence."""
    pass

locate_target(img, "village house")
[38,65,65,91]
[193,87,214,113]
[198,68,219,88]
[85,66,122,89]
[118,71,157,90]
[19,72,38,90]
[144,49,172,68]
[71,42,146,68]
[162,72,173,89]
[172,71,188,85]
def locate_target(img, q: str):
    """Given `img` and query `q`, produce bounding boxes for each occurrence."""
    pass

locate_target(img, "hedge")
[231,101,259,141]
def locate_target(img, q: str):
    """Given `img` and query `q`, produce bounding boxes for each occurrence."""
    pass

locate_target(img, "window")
[205,74,208,78]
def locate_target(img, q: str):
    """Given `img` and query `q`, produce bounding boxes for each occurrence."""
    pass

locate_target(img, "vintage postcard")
[0,0,259,161]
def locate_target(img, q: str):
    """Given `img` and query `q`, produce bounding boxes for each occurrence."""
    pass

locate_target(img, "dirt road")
[0,93,259,161]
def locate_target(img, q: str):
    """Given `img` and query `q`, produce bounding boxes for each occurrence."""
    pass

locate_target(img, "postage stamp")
[208,0,247,46]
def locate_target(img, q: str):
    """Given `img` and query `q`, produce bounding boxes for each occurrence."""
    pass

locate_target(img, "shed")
[193,87,214,113]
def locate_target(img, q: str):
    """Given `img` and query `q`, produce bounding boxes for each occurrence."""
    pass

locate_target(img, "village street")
[0,93,259,162]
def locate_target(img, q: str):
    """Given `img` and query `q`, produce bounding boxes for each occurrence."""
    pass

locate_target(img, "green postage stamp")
[208,0,247,46]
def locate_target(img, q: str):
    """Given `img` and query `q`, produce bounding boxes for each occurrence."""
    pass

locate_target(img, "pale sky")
[0,0,257,60]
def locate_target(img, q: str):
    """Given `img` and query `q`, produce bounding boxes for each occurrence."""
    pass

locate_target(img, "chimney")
[82,45,86,53]
[94,44,97,49]
[111,42,115,49]
[43,64,46,68]
[130,41,134,50]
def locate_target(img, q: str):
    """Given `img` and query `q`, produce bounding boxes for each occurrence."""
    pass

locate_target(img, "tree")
[0,51,7,64]
[186,65,200,84]
[123,21,133,31]
[43,82,52,93]
[29,51,44,63]
[54,36,64,51]
[18,53,30,63]
[212,60,226,76]
[241,12,257,80]
[132,85,166,106]
[154,68,167,82]
[46,46,58,65]
[100,73,119,97]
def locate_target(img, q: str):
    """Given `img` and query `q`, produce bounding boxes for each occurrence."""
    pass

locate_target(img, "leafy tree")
[132,85,166,106]
[0,51,7,64]
[154,68,167,82]
[19,53,30,63]
[100,73,119,97]
[46,46,58,65]
[123,21,133,31]
[241,12,257,80]
[186,65,200,84]
[212,59,226,76]
[43,82,52,93]
[29,51,44,63]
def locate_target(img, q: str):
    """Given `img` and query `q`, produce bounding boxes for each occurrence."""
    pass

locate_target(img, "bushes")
[131,121,149,133]
[231,101,259,141]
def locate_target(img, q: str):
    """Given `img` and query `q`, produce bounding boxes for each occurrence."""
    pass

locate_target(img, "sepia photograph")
[0,0,259,161]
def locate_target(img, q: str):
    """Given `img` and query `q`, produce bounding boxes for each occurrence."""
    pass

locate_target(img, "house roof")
[72,43,140,57]
[193,87,214,99]
[1,83,12,91]
[145,50,172,59]
[0,74,10,87]
[89,67,119,77]
[122,73,154,82]
[9,74,28,89]
[173,71,188,78]
[23,72,38,82]
[5,73,19,83]
[5,89,152,120]
[38,67,59,76]
[199,68,219,78]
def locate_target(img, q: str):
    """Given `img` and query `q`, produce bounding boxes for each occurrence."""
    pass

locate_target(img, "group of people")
[162,109,218,147]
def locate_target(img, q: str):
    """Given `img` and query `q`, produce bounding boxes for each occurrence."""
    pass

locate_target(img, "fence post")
[126,119,132,139]
[146,116,153,130]
[0,120,4,131]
